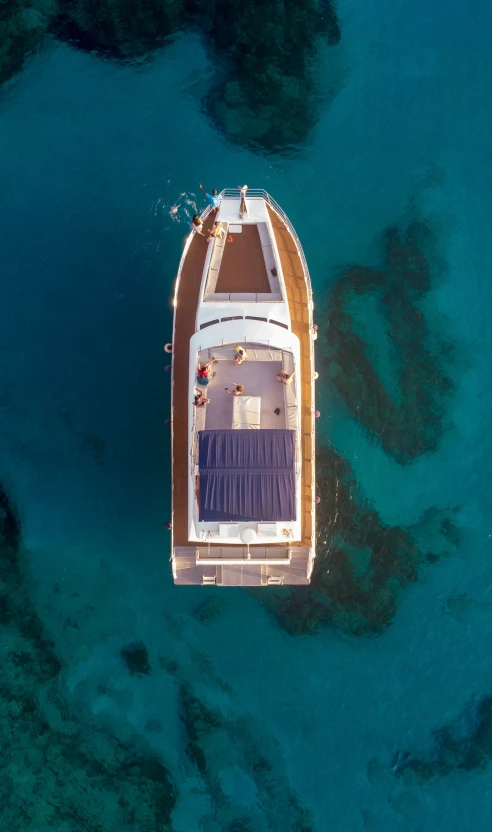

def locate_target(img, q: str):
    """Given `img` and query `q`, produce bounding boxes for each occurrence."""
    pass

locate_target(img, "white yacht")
[170,189,316,586]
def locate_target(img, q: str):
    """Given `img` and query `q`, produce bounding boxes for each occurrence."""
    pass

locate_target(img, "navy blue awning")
[198,429,296,523]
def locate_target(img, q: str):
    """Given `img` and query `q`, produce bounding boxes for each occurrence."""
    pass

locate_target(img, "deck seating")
[205,293,231,302]
[258,523,278,537]
[229,293,263,302]
[257,222,281,294]
[282,351,298,430]
[204,291,282,302]
[257,223,270,246]
[202,346,283,362]
[204,227,228,295]
[194,401,207,432]
[219,524,239,538]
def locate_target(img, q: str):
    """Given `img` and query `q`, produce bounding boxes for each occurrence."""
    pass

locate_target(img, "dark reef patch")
[121,639,151,676]
[256,444,461,636]
[51,0,183,57]
[0,0,53,85]
[324,219,459,465]
[252,210,465,638]
[394,693,492,780]
[0,482,177,830]
[192,593,228,624]
[201,0,341,152]
[1,0,341,154]
[174,671,314,831]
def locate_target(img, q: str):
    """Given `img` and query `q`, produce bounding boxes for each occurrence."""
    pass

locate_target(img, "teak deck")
[171,208,314,551]
[216,225,270,293]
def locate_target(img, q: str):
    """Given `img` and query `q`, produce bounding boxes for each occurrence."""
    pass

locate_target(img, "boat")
[170,188,316,586]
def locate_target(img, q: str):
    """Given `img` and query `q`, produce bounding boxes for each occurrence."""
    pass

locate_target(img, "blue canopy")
[198,429,296,523]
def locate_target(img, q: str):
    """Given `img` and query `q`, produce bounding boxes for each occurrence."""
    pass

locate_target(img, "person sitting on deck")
[233,346,247,365]
[192,214,205,235]
[194,391,210,407]
[199,184,221,209]
[197,357,216,386]
[225,383,244,396]
[276,368,296,385]
[207,221,225,242]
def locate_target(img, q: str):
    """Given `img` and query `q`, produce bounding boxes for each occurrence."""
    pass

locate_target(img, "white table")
[232,396,261,429]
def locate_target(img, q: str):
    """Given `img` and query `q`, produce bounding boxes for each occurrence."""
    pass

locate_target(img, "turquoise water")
[1,0,492,829]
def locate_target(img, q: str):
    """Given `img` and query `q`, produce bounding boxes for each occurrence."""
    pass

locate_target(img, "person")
[199,185,221,209]
[192,214,205,235]
[199,357,216,373]
[276,368,296,385]
[225,383,244,396]
[197,357,216,386]
[194,391,210,407]
[237,184,248,217]
[233,346,247,365]
[207,221,226,242]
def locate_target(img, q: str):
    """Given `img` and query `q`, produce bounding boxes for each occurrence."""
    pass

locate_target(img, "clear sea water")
[1,0,492,829]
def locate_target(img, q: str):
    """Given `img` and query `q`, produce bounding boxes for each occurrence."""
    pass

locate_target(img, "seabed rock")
[175,672,314,832]
[0,0,54,85]
[0,482,177,830]
[252,211,465,638]
[193,593,228,624]
[121,639,152,676]
[203,0,341,152]
[393,693,492,781]
[324,218,462,465]
[256,444,462,637]
[2,0,342,154]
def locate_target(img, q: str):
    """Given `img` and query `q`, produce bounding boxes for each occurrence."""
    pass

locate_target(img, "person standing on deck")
[199,185,221,210]
[192,214,205,235]
[238,185,248,218]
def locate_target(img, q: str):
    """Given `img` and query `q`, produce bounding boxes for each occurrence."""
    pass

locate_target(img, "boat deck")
[216,225,270,293]
[171,201,315,584]
[197,356,287,431]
